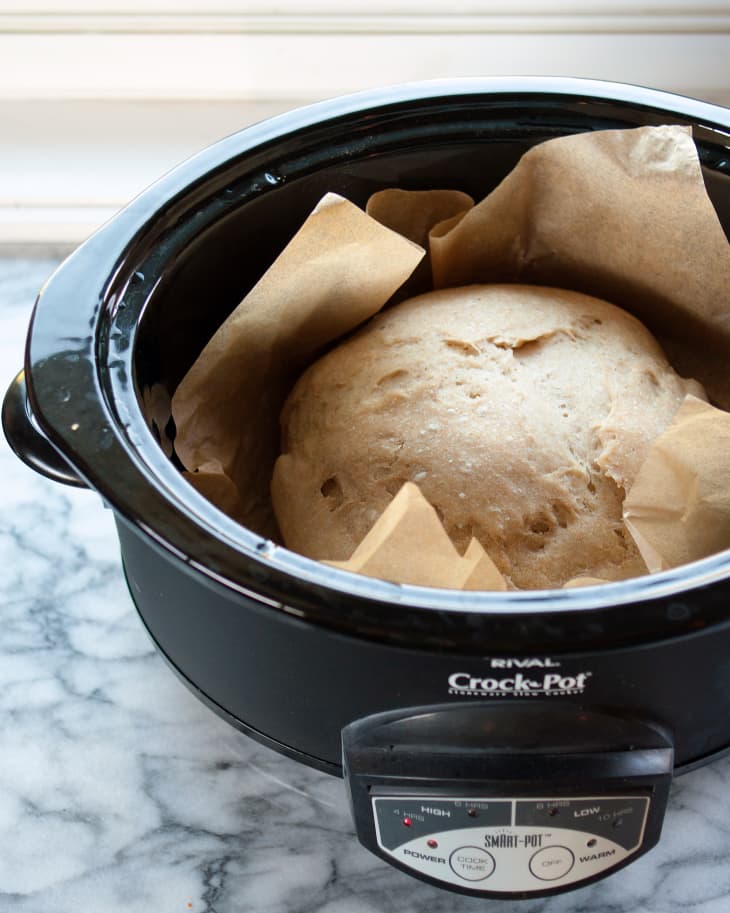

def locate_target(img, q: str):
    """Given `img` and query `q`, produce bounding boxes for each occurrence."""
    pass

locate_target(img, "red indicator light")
[403,817,413,827]
[427,839,438,849]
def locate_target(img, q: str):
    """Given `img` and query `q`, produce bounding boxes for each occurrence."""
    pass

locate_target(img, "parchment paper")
[623,395,730,572]
[430,125,730,350]
[562,577,610,589]
[366,189,473,297]
[171,192,424,538]
[324,482,506,590]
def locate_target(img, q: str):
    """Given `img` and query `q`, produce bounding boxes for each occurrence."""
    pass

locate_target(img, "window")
[1,2,728,243]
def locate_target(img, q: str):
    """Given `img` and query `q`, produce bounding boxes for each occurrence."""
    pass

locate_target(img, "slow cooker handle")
[343,702,673,899]
[2,370,86,488]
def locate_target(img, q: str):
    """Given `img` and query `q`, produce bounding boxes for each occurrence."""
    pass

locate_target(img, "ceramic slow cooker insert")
[4,78,730,899]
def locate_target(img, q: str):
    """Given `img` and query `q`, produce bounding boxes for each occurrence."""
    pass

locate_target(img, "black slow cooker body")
[120,520,730,774]
[5,78,730,898]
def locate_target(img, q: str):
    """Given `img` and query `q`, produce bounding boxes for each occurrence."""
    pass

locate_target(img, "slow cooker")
[4,77,730,900]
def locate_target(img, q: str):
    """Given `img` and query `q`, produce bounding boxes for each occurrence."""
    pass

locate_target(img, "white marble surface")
[3,255,730,913]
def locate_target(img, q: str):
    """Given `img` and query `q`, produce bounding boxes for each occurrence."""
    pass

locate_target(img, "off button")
[449,847,496,881]
[529,846,575,881]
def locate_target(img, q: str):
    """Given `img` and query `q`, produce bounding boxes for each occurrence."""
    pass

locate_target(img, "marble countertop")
[3,254,730,913]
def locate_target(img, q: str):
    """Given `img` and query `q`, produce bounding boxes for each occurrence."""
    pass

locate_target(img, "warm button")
[529,845,575,881]
[448,846,496,882]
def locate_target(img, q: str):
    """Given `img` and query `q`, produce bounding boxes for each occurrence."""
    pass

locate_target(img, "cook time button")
[529,845,575,882]
[449,846,496,881]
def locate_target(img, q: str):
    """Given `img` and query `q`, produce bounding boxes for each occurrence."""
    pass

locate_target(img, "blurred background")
[1,0,728,246]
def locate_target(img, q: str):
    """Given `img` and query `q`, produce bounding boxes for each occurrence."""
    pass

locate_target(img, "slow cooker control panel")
[372,794,649,893]
[343,703,674,898]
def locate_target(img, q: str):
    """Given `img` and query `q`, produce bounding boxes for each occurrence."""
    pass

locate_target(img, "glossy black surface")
[2,370,85,487]
[16,78,730,653]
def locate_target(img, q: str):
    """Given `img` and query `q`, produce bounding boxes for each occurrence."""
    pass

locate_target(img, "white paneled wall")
[1,2,728,243]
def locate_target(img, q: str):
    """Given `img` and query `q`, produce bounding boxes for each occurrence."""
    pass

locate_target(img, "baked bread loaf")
[271,284,703,589]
